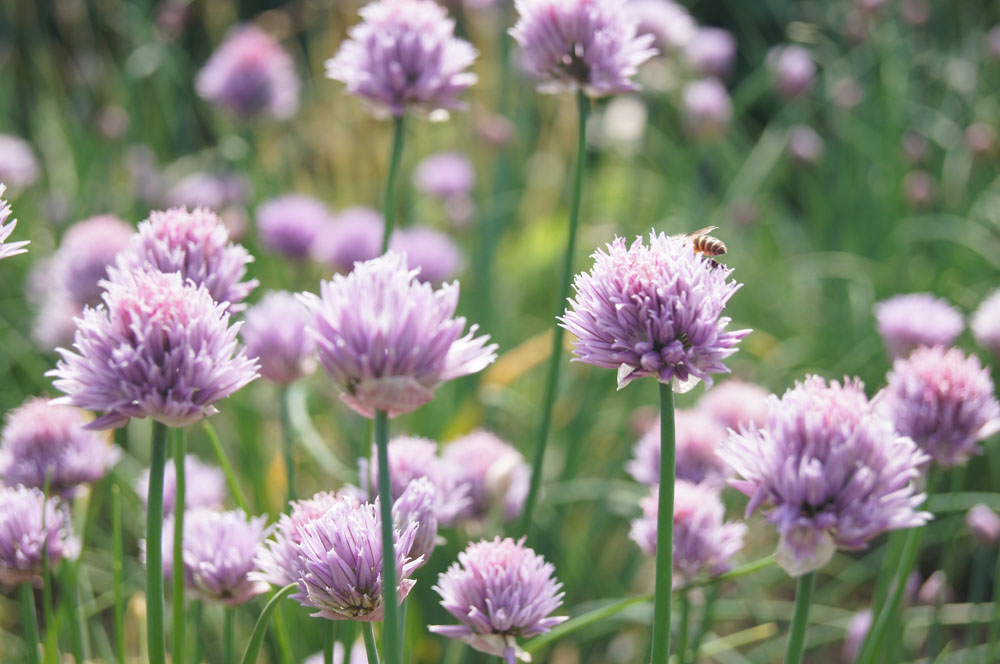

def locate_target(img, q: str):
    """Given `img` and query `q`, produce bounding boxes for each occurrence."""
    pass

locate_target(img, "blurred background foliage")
[2,0,1000,662]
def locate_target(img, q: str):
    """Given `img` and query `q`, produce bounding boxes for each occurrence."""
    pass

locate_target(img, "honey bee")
[674,226,726,268]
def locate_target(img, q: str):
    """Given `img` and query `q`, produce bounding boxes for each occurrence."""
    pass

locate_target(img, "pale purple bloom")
[392,477,439,566]
[966,503,1000,544]
[879,346,1000,468]
[389,226,463,284]
[561,231,750,392]
[0,397,119,497]
[430,537,567,664]
[684,27,736,78]
[49,270,259,429]
[164,173,251,212]
[719,375,931,576]
[300,251,496,418]
[114,207,258,312]
[136,454,227,516]
[254,491,348,588]
[630,481,746,582]
[842,609,872,663]
[696,379,770,432]
[325,0,478,118]
[0,136,40,190]
[787,125,824,166]
[31,296,82,351]
[769,45,815,98]
[0,184,29,260]
[874,293,963,359]
[311,206,383,273]
[0,485,79,586]
[413,152,476,199]
[255,195,332,260]
[160,509,271,605]
[988,26,1000,61]
[511,0,657,97]
[196,25,299,120]
[627,410,730,488]
[917,570,952,605]
[682,79,732,141]
[972,289,1000,358]
[626,0,696,53]
[51,214,134,305]
[241,292,316,385]
[443,430,529,523]
[902,170,936,208]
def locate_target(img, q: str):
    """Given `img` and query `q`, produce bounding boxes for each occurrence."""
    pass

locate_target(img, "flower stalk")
[363,622,380,664]
[279,387,296,505]
[381,116,406,254]
[650,382,676,663]
[783,572,816,664]
[146,422,169,664]
[20,582,41,664]
[172,427,187,664]
[375,409,401,664]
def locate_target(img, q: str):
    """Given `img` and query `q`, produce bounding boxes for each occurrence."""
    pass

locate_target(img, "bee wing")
[683,225,719,238]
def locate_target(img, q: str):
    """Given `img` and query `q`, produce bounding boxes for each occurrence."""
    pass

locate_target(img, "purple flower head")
[786,125,825,166]
[389,226,463,284]
[0,397,120,497]
[630,481,746,583]
[311,206,383,273]
[842,609,873,663]
[160,509,271,605]
[196,25,300,120]
[254,491,348,587]
[917,570,952,605]
[0,136,40,190]
[511,0,657,97]
[682,79,732,141]
[114,207,258,312]
[52,214,134,305]
[626,0,696,54]
[696,379,770,432]
[561,231,750,393]
[392,477,439,566]
[136,454,227,516]
[879,346,1000,467]
[325,0,478,118]
[360,435,471,525]
[0,184,29,260]
[626,409,731,488]
[719,375,931,576]
[966,503,1000,545]
[0,485,79,586]
[241,292,316,385]
[684,27,737,78]
[49,270,259,429]
[300,251,496,418]
[442,430,529,524]
[255,195,333,261]
[429,537,567,663]
[164,172,251,212]
[769,45,815,98]
[874,293,963,360]
[413,152,476,199]
[972,288,1000,358]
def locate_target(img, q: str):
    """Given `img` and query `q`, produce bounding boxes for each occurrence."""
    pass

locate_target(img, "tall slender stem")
[517,89,590,537]
[192,602,204,664]
[20,583,41,664]
[989,544,1000,661]
[676,591,691,664]
[224,606,235,664]
[147,421,169,664]
[40,474,56,664]
[688,581,719,663]
[279,386,296,506]
[784,572,816,664]
[112,483,126,664]
[374,410,401,664]
[172,428,187,664]
[362,623,380,664]
[381,115,406,253]
[650,382,676,663]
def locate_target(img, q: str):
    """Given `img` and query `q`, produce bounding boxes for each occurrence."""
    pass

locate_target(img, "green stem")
[20,583,41,664]
[271,603,294,664]
[324,622,334,664]
[990,544,1000,661]
[374,410,401,664]
[517,89,590,538]
[676,591,691,664]
[147,421,169,664]
[40,475,57,664]
[173,428,188,664]
[112,483,125,664]
[239,584,296,664]
[783,572,816,664]
[279,386,296,506]
[224,606,234,664]
[202,421,251,514]
[381,115,406,253]
[362,623,380,664]
[192,602,204,664]
[64,561,86,664]
[650,382,676,664]
[688,582,720,662]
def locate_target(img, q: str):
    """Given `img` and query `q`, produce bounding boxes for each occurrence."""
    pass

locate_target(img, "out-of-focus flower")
[561,231,749,392]
[392,477,439,566]
[300,251,496,418]
[442,430,529,523]
[0,397,119,497]
[630,481,746,582]
[196,25,299,120]
[879,346,1000,468]
[312,206,383,273]
[255,195,333,261]
[159,509,270,605]
[389,226,463,284]
[52,215,134,305]
[0,485,79,586]
[414,152,476,199]
[696,379,770,432]
[164,173,251,212]
[966,503,1000,544]
[511,0,657,97]
[0,184,28,260]
[769,45,815,98]
[326,0,477,118]
[241,292,316,385]
[114,207,257,312]
[430,537,567,663]
[626,410,730,488]
[476,114,516,148]
[842,609,873,663]
[972,289,1000,358]
[31,296,82,351]
[684,27,736,78]
[900,0,930,26]
[965,122,996,157]
[874,293,962,360]
[136,454,227,516]
[917,570,952,605]
[97,106,131,140]
[901,132,928,165]
[600,95,648,155]
[682,79,732,141]
[49,270,259,430]
[988,26,1000,61]
[0,136,39,190]
[786,125,824,166]
[902,170,935,208]
[126,145,163,204]
[832,77,864,109]
[719,376,930,576]
[626,0,696,54]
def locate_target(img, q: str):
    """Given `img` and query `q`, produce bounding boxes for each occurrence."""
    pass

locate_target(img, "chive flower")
[0,485,79,586]
[0,184,28,260]
[874,293,963,360]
